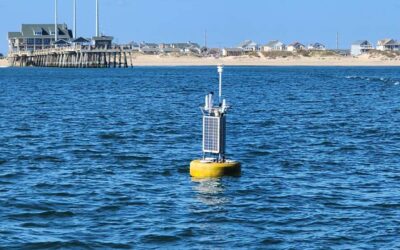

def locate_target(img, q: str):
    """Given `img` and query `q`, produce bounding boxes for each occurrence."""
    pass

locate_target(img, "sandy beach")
[0,59,9,67]
[128,54,400,67]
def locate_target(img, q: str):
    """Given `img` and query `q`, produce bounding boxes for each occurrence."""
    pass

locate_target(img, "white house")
[237,40,260,52]
[376,39,400,51]
[262,40,286,51]
[308,43,326,51]
[287,42,306,52]
[351,40,373,56]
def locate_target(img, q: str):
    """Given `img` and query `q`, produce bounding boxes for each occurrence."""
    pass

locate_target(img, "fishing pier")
[8,45,133,68]
[7,0,135,68]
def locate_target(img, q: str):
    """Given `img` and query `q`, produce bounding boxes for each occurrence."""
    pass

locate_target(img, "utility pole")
[336,32,339,50]
[55,0,58,41]
[205,29,208,49]
[96,0,100,37]
[73,0,77,38]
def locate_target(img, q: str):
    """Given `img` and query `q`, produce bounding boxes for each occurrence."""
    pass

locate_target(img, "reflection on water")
[192,179,230,206]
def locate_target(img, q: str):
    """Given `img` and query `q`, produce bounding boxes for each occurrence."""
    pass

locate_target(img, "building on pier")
[8,24,73,53]
[92,36,114,49]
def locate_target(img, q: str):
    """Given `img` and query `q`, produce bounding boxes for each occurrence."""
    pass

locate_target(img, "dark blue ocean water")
[0,67,400,249]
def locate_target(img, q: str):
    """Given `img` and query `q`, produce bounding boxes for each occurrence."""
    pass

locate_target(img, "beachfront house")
[208,48,222,57]
[287,42,306,52]
[160,47,181,54]
[159,42,201,54]
[308,43,326,51]
[376,39,400,51]
[8,24,73,53]
[237,40,260,52]
[351,40,373,56]
[262,40,286,52]
[222,48,244,57]
[128,42,140,51]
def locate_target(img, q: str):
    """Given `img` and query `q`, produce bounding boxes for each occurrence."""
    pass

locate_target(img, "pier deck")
[9,45,133,68]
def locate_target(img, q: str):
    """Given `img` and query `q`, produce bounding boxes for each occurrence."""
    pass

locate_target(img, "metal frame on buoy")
[190,65,241,178]
[201,65,229,162]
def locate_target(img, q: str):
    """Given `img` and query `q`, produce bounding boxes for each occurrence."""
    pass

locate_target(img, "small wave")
[98,132,125,140]
[96,205,121,212]
[0,172,22,179]
[34,155,65,163]
[21,241,90,249]
[20,222,48,228]
[249,150,271,156]
[141,234,180,244]
[261,237,284,245]
[9,210,74,219]
[115,155,152,162]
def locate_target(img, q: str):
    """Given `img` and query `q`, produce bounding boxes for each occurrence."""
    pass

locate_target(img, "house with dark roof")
[8,24,73,52]
[376,39,400,51]
[351,40,373,56]
[92,36,113,49]
[308,43,326,51]
[287,42,306,52]
[72,37,91,45]
[262,40,286,52]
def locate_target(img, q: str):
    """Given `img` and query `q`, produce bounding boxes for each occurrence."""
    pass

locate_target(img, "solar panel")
[203,116,226,154]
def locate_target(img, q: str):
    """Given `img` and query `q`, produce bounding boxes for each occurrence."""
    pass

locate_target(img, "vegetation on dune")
[246,51,261,58]
[367,49,400,58]
[262,51,294,58]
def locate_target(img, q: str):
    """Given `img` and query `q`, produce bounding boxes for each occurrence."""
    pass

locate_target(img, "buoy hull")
[190,160,241,178]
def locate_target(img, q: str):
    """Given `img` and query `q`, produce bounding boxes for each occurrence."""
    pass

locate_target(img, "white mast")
[96,0,99,37]
[55,0,58,41]
[73,0,77,38]
[218,65,223,104]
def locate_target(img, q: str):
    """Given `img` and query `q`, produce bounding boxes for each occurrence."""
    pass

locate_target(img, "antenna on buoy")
[218,65,223,104]
[190,65,241,178]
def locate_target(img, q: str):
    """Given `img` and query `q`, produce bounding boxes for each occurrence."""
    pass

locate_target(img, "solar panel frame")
[202,116,226,154]
[203,116,220,153]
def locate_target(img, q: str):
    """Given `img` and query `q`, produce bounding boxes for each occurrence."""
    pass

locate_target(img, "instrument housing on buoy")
[190,65,241,178]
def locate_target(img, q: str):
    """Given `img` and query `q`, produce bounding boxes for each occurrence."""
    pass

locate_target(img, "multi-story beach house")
[262,40,286,52]
[376,39,400,51]
[308,43,326,51]
[351,40,373,56]
[287,42,306,52]
[237,40,260,52]
[8,24,73,53]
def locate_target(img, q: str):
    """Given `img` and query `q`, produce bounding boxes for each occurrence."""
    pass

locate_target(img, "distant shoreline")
[3,55,400,67]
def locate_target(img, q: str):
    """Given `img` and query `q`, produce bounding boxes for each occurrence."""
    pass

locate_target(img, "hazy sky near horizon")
[1,0,400,53]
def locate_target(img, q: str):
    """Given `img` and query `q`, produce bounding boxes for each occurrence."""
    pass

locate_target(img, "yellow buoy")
[190,160,241,178]
[189,65,241,179]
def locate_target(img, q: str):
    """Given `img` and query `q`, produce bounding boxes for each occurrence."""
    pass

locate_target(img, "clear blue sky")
[1,0,400,54]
